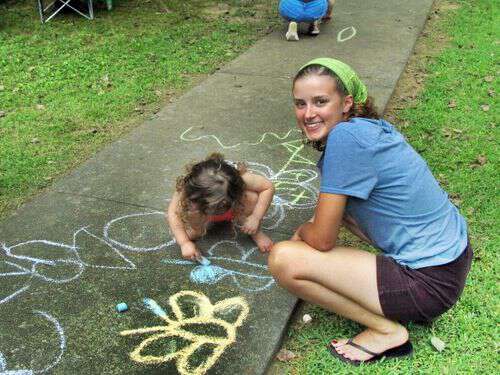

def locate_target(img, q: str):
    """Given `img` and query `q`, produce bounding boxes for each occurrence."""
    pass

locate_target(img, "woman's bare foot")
[251,231,273,252]
[331,325,408,362]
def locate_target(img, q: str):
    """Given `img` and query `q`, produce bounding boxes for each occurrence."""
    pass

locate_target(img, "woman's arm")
[291,215,314,241]
[298,193,346,251]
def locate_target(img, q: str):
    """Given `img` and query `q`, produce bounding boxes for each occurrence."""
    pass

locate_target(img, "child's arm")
[166,191,201,261]
[240,172,275,234]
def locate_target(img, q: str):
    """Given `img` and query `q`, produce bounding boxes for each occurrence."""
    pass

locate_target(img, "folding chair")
[37,0,94,23]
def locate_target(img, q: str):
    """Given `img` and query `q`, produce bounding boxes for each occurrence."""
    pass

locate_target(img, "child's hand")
[181,241,201,261]
[241,215,260,235]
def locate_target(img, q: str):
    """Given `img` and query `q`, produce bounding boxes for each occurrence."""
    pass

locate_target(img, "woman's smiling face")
[293,74,353,143]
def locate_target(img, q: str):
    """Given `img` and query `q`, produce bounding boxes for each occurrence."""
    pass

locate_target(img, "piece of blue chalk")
[116,302,128,312]
[199,256,211,266]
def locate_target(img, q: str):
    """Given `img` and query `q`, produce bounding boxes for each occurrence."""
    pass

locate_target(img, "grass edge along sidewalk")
[0,0,279,218]
[270,0,498,374]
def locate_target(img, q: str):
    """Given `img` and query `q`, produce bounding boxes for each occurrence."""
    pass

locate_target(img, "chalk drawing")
[121,291,249,375]
[180,128,319,230]
[0,226,139,305]
[0,310,65,374]
[103,211,175,252]
[72,227,136,270]
[162,241,274,292]
[337,26,357,42]
[180,126,301,149]
[245,139,319,229]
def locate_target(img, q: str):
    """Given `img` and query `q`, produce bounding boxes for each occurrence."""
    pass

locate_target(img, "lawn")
[0,0,278,217]
[271,0,499,373]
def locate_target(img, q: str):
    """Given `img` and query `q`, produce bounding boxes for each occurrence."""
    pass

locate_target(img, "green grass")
[0,0,278,216]
[274,0,499,373]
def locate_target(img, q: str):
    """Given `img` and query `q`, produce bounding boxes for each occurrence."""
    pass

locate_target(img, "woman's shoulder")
[330,117,398,147]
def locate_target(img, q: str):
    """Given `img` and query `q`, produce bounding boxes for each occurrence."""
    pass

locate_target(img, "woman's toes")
[335,345,347,355]
[331,338,348,348]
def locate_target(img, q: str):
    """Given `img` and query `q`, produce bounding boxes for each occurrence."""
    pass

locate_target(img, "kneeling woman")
[268,58,472,365]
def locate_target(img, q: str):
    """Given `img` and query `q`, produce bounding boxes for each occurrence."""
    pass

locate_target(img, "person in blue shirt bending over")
[279,0,334,41]
[268,57,472,365]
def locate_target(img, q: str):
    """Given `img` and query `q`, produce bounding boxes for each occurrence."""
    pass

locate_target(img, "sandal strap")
[346,338,380,357]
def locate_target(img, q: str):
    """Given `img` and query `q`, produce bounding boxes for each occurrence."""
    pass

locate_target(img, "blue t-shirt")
[317,117,468,269]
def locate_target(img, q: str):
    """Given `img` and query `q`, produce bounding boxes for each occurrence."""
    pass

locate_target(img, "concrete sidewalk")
[0,1,433,374]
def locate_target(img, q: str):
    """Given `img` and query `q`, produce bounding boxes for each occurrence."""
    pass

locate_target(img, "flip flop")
[327,338,413,366]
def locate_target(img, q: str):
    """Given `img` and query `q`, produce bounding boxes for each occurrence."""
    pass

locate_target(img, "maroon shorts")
[376,242,473,323]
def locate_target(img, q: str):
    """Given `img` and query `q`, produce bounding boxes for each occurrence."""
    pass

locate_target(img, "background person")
[278,0,329,41]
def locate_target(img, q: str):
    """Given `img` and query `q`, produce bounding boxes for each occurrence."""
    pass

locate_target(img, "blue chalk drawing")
[162,241,275,292]
[0,311,65,374]
[143,298,168,319]
[198,256,211,266]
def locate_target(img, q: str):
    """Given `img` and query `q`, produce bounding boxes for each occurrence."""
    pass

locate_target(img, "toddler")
[167,153,275,261]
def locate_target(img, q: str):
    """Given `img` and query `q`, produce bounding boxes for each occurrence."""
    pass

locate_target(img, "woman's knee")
[268,241,301,282]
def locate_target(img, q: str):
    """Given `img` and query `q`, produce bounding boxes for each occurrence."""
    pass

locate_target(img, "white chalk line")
[103,212,175,252]
[0,311,65,374]
[337,26,357,43]
[180,126,301,149]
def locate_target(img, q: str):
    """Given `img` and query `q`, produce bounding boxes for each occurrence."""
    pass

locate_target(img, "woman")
[268,57,472,365]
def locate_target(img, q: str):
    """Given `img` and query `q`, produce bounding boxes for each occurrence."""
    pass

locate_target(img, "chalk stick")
[199,256,211,266]
[116,302,128,313]
[302,313,312,323]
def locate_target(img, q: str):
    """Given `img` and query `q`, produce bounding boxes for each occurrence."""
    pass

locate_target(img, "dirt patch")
[439,2,461,11]
[384,0,460,124]
[203,2,232,17]
[202,1,272,23]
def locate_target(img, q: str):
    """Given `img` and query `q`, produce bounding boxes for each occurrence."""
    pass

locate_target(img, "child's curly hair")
[175,153,247,224]
[293,64,380,151]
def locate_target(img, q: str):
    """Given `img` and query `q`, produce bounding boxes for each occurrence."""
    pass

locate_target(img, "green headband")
[300,57,368,104]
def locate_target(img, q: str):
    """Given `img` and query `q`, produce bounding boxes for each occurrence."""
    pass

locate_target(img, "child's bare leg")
[238,191,273,252]
[251,231,273,252]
